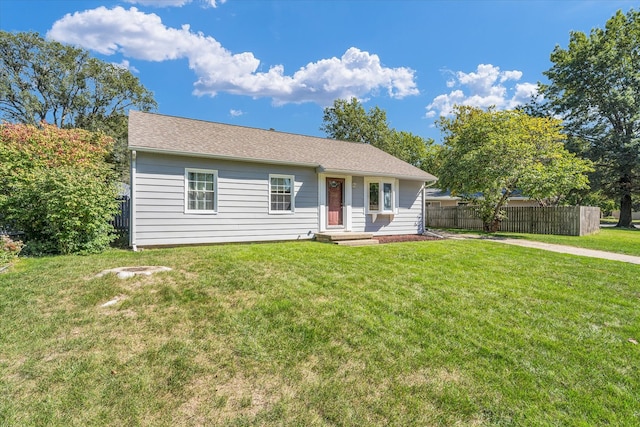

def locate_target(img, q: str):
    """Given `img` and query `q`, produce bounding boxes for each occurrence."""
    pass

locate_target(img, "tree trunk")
[617,193,634,228]
[484,219,501,233]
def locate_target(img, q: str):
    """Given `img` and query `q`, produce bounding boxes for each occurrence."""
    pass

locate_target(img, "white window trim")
[184,168,218,214]
[364,177,399,219]
[268,174,295,214]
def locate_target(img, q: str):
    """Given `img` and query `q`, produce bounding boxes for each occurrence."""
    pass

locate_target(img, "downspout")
[423,179,439,236]
[130,150,138,252]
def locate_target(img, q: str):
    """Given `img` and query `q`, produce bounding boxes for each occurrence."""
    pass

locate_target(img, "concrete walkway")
[432,231,640,265]
[486,238,640,265]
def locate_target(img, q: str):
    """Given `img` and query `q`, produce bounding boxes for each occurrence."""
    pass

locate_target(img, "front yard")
[440,227,640,257]
[1,238,639,425]
[507,226,640,256]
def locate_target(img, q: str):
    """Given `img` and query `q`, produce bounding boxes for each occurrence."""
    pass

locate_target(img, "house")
[127,111,438,248]
[424,188,538,208]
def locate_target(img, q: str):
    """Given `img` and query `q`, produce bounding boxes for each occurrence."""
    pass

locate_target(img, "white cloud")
[425,64,538,118]
[425,90,465,119]
[500,70,522,82]
[512,82,539,105]
[229,109,244,117]
[125,0,226,8]
[47,6,417,106]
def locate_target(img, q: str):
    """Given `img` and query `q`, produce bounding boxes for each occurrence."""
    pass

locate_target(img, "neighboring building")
[424,188,538,208]
[611,210,640,221]
[128,111,437,248]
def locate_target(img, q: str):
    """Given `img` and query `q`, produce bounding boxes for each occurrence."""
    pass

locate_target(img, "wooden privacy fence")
[111,196,130,241]
[426,206,600,236]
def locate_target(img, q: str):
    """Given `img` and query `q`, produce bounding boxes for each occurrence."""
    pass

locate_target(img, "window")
[383,182,393,211]
[269,174,294,213]
[366,178,398,214]
[369,182,379,211]
[185,168,217,213]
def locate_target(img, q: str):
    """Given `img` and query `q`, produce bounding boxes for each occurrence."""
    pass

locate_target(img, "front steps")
[315,232,379,246]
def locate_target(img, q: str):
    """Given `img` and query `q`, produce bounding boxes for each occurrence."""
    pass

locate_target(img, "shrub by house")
[0,123,119,254]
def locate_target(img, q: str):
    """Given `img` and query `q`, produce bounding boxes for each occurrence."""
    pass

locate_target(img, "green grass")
[443,227,640,257]
[498,227,640,256]
[600,217,640,225]
[1,241,639,426]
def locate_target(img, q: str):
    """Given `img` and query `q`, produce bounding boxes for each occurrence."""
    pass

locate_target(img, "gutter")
[129,146,320,169]
[318,167,438,182]
[423,178,439,236]
[130,150,138,252]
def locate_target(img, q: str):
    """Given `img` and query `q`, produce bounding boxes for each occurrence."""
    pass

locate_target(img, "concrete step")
[315,232,374,242]
[335,239,379,246]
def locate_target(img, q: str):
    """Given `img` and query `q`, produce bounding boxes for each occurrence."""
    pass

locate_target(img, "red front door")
[327,178,344,226]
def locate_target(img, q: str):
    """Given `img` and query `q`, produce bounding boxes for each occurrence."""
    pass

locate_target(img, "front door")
[327,178,344,227]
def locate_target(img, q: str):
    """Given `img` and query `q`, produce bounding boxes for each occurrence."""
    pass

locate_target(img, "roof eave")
[129,146,320,168]
[319,167,437,182]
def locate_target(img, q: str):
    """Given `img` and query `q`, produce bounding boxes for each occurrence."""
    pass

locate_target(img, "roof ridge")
[130,110,373,148]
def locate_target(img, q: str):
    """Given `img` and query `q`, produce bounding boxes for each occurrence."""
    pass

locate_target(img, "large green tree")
[320,97,441,174]
[540,8,640,228]
[0,31,157,181]
[437,106,593,232]
[320,98,392,146]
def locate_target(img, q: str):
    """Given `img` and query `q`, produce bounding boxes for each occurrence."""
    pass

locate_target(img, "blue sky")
[0,0,636,143]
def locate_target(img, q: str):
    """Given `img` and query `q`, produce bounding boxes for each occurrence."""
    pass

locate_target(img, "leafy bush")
[0,235,23,264]
[7,167,119,255]
[0,123,119,255]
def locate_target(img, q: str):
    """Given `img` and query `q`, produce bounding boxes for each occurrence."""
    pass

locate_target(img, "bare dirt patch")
[95,266,172,279]
[178,371,292,424]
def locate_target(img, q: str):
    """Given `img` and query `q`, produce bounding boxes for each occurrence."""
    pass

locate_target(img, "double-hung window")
[185,168,217,213]
[365,178,398,214]
[269,174,294,213]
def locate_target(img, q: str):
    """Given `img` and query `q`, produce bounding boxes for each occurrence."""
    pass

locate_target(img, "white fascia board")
[319,167,437,183]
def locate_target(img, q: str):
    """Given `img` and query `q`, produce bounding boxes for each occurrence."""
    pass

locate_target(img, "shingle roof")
[425,188,531,200]
[128,111,437,182]
[424,188,454,199]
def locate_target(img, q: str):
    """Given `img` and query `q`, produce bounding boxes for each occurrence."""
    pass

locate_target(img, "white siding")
[133,152,318,246]
[351,178,424,235]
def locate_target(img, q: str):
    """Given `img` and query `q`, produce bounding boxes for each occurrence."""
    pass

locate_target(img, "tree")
[437,106,593,232]
[320,98,392,146]
[518,100,620,212]
[320,97,441,173]
[379,130,444,174]
[0,31,157,181]
[0,123,119,254]
[539,8,640,228]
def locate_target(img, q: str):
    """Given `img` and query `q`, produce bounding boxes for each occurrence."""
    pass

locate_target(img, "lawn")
[447,227,640,257]
[1,240,639,426]
[600,217,640,226]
